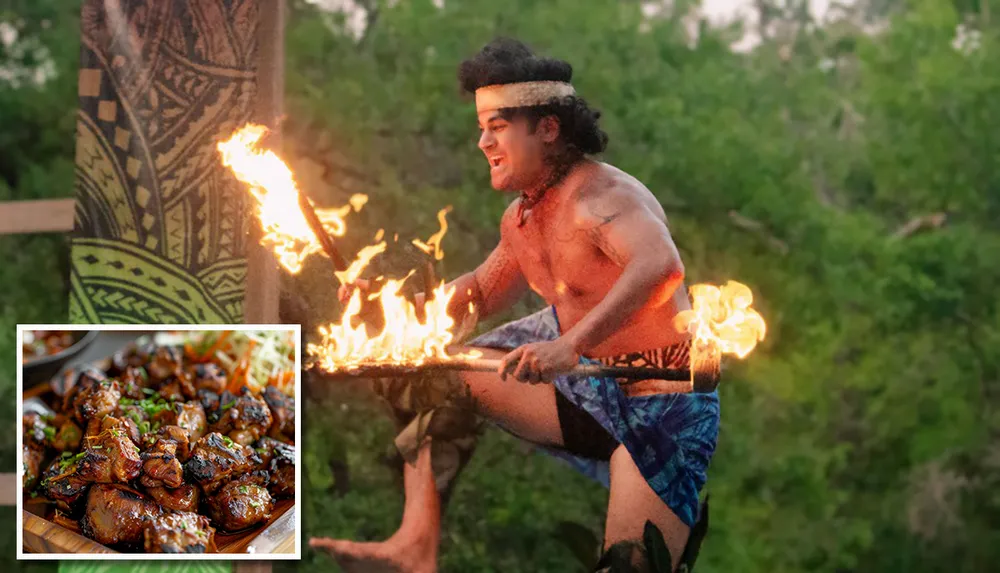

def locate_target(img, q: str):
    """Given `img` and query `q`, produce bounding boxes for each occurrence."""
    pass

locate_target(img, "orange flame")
[312,206,481,368]
[412,207,453,261]
[217,124,367,275]
[675,281,766,359]
[334,241,387,285]
[307,278,482,369]
[219,123,477,368]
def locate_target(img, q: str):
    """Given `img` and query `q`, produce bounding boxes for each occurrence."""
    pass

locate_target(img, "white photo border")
[16,324,303,561]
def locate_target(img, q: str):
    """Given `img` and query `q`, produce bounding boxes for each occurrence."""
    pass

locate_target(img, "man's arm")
[438,236,528,322]
[562,189,685,355]
[417,203,528,323]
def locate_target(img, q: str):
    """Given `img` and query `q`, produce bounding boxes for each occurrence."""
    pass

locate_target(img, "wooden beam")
[0,199,75,235]
[237,1,284,570]
[0,472,15,506]
[242,0,285,325]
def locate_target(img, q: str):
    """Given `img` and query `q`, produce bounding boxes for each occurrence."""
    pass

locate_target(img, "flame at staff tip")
[307,278,482,370]
[674,281,767,359]
[412,207,453,261]
[334,241,387,285]
[217,123,368,274]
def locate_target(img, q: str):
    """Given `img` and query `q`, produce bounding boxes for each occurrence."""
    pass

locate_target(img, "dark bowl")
[22,331,100,389]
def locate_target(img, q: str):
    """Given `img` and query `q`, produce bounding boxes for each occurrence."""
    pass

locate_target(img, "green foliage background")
[2,0,999,571]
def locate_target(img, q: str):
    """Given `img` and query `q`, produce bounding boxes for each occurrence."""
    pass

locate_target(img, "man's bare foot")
[309,526,437,573]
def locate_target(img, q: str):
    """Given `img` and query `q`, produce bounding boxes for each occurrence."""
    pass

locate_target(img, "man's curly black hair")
[458,37,609,157]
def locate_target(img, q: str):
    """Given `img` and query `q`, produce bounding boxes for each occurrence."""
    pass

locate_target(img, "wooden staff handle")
[307,356,721,393]
[297,192,349,271]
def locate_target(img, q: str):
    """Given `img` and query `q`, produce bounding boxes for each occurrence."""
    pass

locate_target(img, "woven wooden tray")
[19,362,297,557]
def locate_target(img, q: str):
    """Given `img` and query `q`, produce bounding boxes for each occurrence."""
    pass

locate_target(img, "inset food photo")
[16,326,301,560]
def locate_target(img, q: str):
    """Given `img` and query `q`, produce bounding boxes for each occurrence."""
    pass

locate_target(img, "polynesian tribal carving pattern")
[70,0,259,325]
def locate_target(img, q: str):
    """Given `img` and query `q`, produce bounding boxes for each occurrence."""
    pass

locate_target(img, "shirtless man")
[310,37,720,572]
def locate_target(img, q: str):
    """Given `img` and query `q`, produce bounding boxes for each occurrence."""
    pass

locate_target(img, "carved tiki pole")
[69,0,282,326]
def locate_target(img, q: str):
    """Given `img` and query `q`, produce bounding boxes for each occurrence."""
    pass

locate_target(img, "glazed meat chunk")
[143,510,217,554]
[139,439,184,489]
[206,473,273,532]
[141,425,191,461]
[262,386,294,442]
[72,378,121,424]
[39,455,90,513]
[145,345,185,384]
[57,367,108,414]
[210,388,272,446]
[22,443,45,490]
[184,432,258,495]
[86,414,140,448]
[80,484,161,546]
[75,422,142,484]
[145,484,200,513]
[254,437,295,498]
[188,363,227,394]
[22,413,49,449]
[155,402,208,443]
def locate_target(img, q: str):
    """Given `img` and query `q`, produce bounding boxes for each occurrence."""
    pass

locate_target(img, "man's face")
[477,110,550,192]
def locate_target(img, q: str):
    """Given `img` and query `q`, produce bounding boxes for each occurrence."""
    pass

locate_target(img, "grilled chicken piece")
[56,367,107,414]
[80,484,161,546]
[146,345,185,384]
[154,402,207,443]
[211,388,273,446]
[143,510,217,553]
[184,432,259,495]
[178,402,208,443]
[200,390,222,424]
[40,456,90,513]
[188,363,227,394]
[72,378,121,425]
[141,425,192,461]
[206,474,274,532]
[262,386,295,443]
[133,344,192,401]
[86,414,141,447]
[146,484,200,513]
[75,422,142,483]
[116,366,152,400]
[158,376,196,403]
[139,439,184,488]
[22,443,45,490]
[254,437,295,498]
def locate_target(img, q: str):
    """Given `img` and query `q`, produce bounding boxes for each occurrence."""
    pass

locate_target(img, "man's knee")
[596,539,652,572]
[606,446,689,571]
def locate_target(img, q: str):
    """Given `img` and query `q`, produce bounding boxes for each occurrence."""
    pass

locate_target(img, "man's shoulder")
[568,163,668,228]
[570,164,646,209]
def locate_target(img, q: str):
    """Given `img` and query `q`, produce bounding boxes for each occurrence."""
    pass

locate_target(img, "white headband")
[475,81,576,112]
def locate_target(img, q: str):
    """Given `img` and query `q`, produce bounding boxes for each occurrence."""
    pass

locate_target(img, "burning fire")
[307,278,481,370]
[308,209,482,370]
[217,124,367,275]
[219,123,477,368]
[412,207,453,261]
[675,281,766,359]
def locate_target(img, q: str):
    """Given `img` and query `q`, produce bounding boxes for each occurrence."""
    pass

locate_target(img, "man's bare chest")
[506,216,616,301]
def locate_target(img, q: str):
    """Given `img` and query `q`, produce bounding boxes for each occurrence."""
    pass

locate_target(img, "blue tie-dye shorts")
[470,307,720,528]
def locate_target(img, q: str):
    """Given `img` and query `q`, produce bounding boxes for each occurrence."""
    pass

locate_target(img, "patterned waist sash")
[595,339,694,397]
